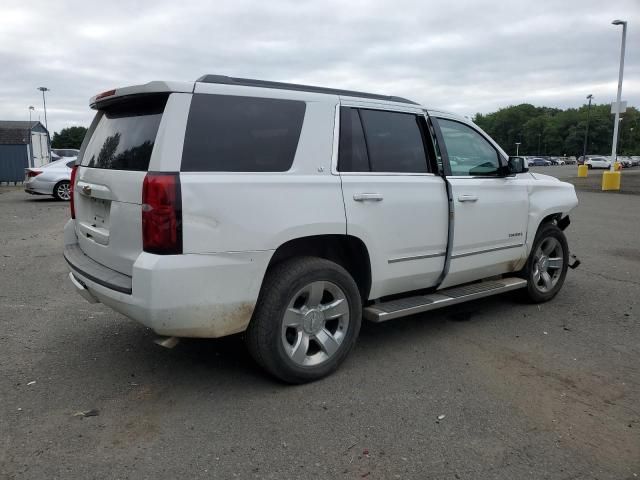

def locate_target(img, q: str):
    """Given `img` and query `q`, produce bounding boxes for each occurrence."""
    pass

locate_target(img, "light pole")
[28,106,35,129]
[609,19,627,170]
[581,94,593,163]
[537,133,542,156]
[515,142,521,156]
[37,87,50,131]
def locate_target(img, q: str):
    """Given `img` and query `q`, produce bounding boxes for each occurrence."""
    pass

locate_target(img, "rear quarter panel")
[180,95,344,254]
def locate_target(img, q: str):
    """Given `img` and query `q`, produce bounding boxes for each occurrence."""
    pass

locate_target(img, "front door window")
[438,119,500,176]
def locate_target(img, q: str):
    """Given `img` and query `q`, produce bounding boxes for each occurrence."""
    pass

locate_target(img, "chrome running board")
[363,277,527,323]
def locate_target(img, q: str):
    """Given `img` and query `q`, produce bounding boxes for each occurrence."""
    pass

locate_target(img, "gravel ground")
[1,177,639,479]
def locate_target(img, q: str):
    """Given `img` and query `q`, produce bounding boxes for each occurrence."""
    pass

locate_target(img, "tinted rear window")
[80,94,167,171]
[359,109,428,173]
[338,107,369,172]
[181,94,306,172]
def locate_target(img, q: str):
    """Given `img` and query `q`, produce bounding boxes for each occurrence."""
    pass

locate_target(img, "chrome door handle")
[458,194,478,202]
[353,193,383,202]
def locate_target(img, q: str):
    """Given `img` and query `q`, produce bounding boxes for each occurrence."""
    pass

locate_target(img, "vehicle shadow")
[53,292,523,392]
[356,293,520,349]
[26,196,64,203]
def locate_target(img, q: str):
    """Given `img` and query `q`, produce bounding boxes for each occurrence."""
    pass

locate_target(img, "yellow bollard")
[577,165,588,177]
[602,170,621,191]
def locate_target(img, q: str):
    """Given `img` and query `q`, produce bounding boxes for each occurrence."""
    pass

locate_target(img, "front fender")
[526,175,578,255]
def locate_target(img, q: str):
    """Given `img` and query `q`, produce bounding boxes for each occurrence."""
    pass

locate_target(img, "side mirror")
[508,156,528,175]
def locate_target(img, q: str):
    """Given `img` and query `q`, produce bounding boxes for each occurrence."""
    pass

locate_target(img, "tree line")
[51,126,87,149]
[474,103,639,158]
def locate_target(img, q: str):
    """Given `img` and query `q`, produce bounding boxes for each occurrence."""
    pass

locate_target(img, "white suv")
[64,75,579,382]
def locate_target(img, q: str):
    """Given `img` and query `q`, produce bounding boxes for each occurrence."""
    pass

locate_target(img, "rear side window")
[360,109,428,173]
[338,107,429,173]
[338,108,369,172]
[81,94,167,171]
[181,94,306,172]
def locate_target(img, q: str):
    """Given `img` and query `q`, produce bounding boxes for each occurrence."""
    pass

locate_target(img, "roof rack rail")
[195,74,418,105]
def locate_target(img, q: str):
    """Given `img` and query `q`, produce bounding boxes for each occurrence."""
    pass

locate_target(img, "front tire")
[246,257,362,383]
[521,223,569,303]
[53,181,71,201]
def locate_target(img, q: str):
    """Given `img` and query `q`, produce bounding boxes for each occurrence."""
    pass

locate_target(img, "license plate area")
[88,197,111,228]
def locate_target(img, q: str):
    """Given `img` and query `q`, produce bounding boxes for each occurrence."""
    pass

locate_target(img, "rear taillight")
[142,173,182,255]
[70,165,78,219]
[26,170,42,178]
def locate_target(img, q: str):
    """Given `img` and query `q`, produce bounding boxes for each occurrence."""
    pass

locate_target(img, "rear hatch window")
[74,93,169,276]
[80,94,168,171]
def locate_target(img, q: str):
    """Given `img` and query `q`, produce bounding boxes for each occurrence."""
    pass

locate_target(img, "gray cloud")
[1,0,638,135]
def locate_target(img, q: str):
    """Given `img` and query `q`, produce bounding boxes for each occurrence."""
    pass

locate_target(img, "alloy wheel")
[532,237,564,293]
[281,280,350,367]
[57,182,71,201]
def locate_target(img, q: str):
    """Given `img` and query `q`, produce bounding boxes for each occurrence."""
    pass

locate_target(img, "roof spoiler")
[89,81,193,109]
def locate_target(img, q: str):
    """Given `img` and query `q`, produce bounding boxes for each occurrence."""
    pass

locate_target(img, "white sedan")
[25,157,76,200]
[585,156,611,169]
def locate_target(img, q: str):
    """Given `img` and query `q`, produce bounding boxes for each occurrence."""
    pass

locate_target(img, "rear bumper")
[25,179,54,195]
[64,221,272,338]
[65,244,132,293]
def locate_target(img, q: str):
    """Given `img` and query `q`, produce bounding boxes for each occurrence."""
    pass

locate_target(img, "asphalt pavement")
[1,171,639,479]
[529,164,640,195]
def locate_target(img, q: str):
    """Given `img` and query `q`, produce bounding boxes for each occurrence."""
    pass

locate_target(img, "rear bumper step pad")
[64,244,132,294]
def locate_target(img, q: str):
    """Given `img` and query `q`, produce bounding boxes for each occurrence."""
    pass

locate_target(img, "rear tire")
[587,164,592,170]
[520,223,569,303]
[246,256,362,384]
[53,181,71,201]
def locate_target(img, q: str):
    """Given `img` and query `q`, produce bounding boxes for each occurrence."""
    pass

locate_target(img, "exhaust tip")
[153,336,180,349]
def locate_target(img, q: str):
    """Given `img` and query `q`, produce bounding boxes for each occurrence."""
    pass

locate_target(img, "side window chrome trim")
[338,99,424,114]
[446,176,507,180]
[338,171,436,177]
[330,103,341,175]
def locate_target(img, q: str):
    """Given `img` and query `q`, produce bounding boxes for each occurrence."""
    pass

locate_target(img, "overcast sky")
[1,0,638,135]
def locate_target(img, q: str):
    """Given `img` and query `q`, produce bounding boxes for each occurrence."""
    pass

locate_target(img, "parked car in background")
[53,148,80,158]
[584,156,611,169]
[565,157,577,165]
[548,157,565,166]
[25,157,76,200]
[529,157,552,166]
[618,157,633,168]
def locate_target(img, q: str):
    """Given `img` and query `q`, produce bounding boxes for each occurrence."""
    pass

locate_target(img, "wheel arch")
[266,234,372,302]
[53,179,71,200]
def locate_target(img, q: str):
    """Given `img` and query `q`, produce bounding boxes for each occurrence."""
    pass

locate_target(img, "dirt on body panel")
[154,302,256,338]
